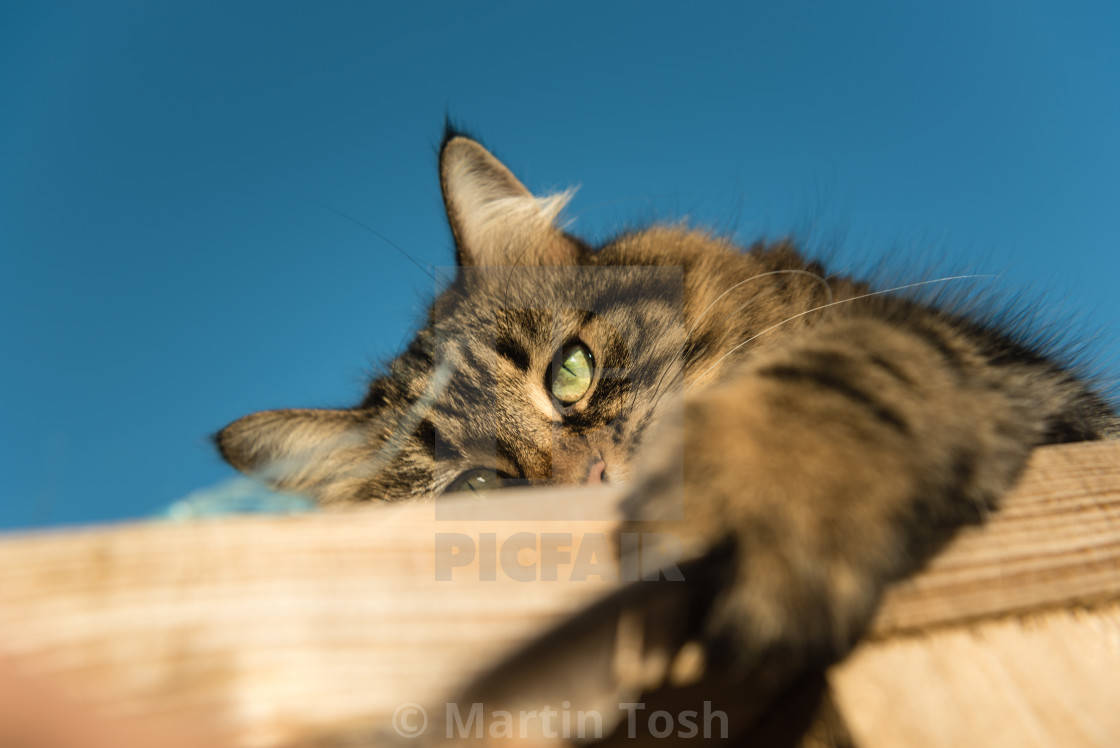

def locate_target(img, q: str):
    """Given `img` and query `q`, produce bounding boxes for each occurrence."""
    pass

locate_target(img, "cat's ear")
[440,135,578,266]
[216,408,372,502]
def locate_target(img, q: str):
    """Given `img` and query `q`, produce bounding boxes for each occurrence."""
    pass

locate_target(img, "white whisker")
[642,272,827,416]
[686,275,997,392]
[690,269,834,337]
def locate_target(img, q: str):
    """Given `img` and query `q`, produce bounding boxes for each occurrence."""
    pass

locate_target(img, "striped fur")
[218,133,1118,730]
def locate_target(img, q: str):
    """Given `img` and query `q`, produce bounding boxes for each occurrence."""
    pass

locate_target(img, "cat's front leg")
[621,314,1044,670]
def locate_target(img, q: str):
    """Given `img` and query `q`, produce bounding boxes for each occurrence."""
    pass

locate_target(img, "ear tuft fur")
[216,408,372,502]
[439,135,577,266]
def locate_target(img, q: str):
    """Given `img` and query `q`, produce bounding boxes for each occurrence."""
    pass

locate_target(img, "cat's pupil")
[550,344,594,405]
[447,468,504,495]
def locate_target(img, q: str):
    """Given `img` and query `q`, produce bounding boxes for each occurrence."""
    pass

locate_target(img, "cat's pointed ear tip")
[212,415,253,471]
[440,135,490,170]
[212,409,297,472]
[439,118,485,157]
[440,115,468,147]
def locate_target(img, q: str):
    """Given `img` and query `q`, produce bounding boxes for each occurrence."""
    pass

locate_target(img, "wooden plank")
[868,439,1120,636]
[0,488,622,746]
[833,604,1120,748]
[0,441,1117,746]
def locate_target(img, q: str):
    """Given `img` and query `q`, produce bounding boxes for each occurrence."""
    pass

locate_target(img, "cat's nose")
[585,459,606,485]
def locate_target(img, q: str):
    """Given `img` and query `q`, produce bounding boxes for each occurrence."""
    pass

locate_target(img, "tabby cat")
[218,129,1117,742]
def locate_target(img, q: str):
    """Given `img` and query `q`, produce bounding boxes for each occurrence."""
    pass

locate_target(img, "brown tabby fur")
[218,129,1117,744]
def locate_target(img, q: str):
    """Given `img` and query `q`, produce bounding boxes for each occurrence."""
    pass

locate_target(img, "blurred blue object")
[159,478,316,520]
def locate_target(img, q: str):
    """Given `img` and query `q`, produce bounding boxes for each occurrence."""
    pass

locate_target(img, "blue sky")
[3,1,1119,529]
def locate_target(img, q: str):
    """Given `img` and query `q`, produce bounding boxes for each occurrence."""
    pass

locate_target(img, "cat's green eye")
[550,343,594,405]
[447,468,506,495]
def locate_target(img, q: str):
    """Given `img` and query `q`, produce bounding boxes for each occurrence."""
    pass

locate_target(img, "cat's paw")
[619,389,902,672]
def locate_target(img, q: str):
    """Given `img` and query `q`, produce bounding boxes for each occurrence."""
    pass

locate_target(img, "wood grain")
[868,439,1120,636]
[0,441,1117,746]
[833,604,1120,748]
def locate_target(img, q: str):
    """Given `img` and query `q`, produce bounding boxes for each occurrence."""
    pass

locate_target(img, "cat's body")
[218,130,1117,742]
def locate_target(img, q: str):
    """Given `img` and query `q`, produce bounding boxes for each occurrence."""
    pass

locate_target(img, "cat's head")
[217,133,725,504]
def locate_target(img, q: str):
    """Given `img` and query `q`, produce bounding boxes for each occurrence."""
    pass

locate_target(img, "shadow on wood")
[1,442,1118,746]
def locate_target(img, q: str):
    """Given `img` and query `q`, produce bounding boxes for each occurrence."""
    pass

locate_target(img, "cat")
[217,127,1117,744]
